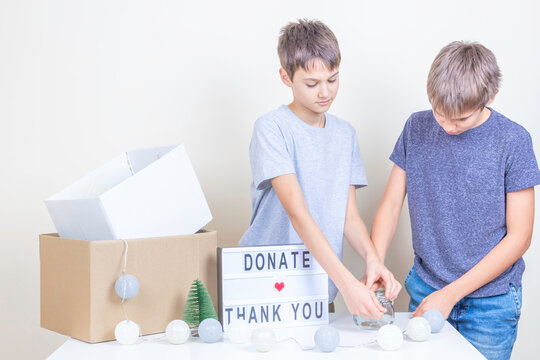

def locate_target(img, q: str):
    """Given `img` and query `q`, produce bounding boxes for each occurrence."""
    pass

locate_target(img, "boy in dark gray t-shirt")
[371,41,540,360]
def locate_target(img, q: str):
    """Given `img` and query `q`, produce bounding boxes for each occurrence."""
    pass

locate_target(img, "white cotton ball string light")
[314,325,340,352]
[407,317,431,341]
[251,326,276,352]
[226,320,251,344]
[166,320,190,344]
[114,239,142,345]
[377,324,403,351]
[115,320,140,345]
[423,310,445,333]
[198,318,223,343]
[115,274,140,300]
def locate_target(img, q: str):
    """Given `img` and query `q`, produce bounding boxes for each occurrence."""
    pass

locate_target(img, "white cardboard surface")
[45,144,212,240]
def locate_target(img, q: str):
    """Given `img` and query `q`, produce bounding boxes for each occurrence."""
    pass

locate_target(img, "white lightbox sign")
[217,244,328,331]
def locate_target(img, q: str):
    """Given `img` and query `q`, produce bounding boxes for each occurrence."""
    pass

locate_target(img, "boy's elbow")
[522,233,533,252]
[344,209,362,229]
[512,230,533,255]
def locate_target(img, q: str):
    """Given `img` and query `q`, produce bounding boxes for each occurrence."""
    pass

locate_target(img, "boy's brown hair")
[277,19,341,80]
[427,41,501,118]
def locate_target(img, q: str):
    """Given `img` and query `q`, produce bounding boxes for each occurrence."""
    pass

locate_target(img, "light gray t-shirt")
[239,105,368,301]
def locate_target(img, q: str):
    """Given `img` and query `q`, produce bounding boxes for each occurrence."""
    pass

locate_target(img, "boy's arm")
[412,187,535,319]
[270,174,386,318]
[343,185,402,301]
[371,164,408,261]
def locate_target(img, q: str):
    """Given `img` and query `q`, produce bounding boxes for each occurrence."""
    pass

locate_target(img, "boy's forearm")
[371,204,401,262]
[290,211,357,289]
[343,185,403,301]
[344,212,379,264]
[444,232,531,302]
[343,186,379,263]
[270,174,357,290]
[370,164,407,262]
[444,187,534,301]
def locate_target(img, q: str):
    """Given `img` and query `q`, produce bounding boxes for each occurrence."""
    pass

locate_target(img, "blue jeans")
[405,266,521,360]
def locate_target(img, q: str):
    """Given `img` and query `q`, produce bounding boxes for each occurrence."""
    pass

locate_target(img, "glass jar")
[353,288,395,330]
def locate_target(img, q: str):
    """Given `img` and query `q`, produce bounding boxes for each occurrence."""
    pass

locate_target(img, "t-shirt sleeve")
[389,117,410,171]
[505,129,540,193]
[350,131,368,188]
[249,118,296,190]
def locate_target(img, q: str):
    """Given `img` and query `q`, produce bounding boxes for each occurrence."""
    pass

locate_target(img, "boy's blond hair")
[427,41,501,118]
[277,19,340,80]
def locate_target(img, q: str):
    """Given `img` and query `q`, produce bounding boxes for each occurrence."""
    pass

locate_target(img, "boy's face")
[432,107,487,135]
[280,59,339,117]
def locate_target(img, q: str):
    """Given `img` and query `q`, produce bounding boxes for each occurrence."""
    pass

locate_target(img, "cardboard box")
[45,144,212,241]
[40,230,217,343]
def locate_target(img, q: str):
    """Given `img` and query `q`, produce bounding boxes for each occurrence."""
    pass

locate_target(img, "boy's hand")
[411,287,459,319]
[362,258,402,301]
[341,279,387,319]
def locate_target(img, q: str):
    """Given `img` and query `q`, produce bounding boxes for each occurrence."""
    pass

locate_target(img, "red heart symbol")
[275,282,285,292]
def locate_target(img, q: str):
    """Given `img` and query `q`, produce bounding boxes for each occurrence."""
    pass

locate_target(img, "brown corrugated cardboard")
[40,230,217,343]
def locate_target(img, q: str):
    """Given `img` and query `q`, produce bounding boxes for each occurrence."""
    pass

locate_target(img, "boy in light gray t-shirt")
[240,19,401,317]
[240,105,367,300]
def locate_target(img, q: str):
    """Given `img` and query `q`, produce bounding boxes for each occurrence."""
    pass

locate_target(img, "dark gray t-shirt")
[391,108,540,297]
[239,105,368,301]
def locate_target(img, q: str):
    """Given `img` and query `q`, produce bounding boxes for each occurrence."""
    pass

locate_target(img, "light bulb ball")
[114,274,140,300]
[422,310,445,333]
[198,318,222,343]
[377,324,403,351]
[314,325,340,352]
[115,320,140,345]
[251,326,276,352]
[407,316,431,341]
[166,319,190,345]
[226,321,251,344]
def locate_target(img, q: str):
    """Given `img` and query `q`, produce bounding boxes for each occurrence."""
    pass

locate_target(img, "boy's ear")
[279,68,293,87]
[486,90,499,107]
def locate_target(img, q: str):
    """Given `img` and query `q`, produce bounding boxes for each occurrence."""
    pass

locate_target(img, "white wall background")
[0,0,538,358]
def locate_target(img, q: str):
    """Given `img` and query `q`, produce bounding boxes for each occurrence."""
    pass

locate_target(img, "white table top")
[47,312,485,359]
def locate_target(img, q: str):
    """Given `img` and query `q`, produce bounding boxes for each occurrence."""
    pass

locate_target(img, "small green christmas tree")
[182,279,218,328]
